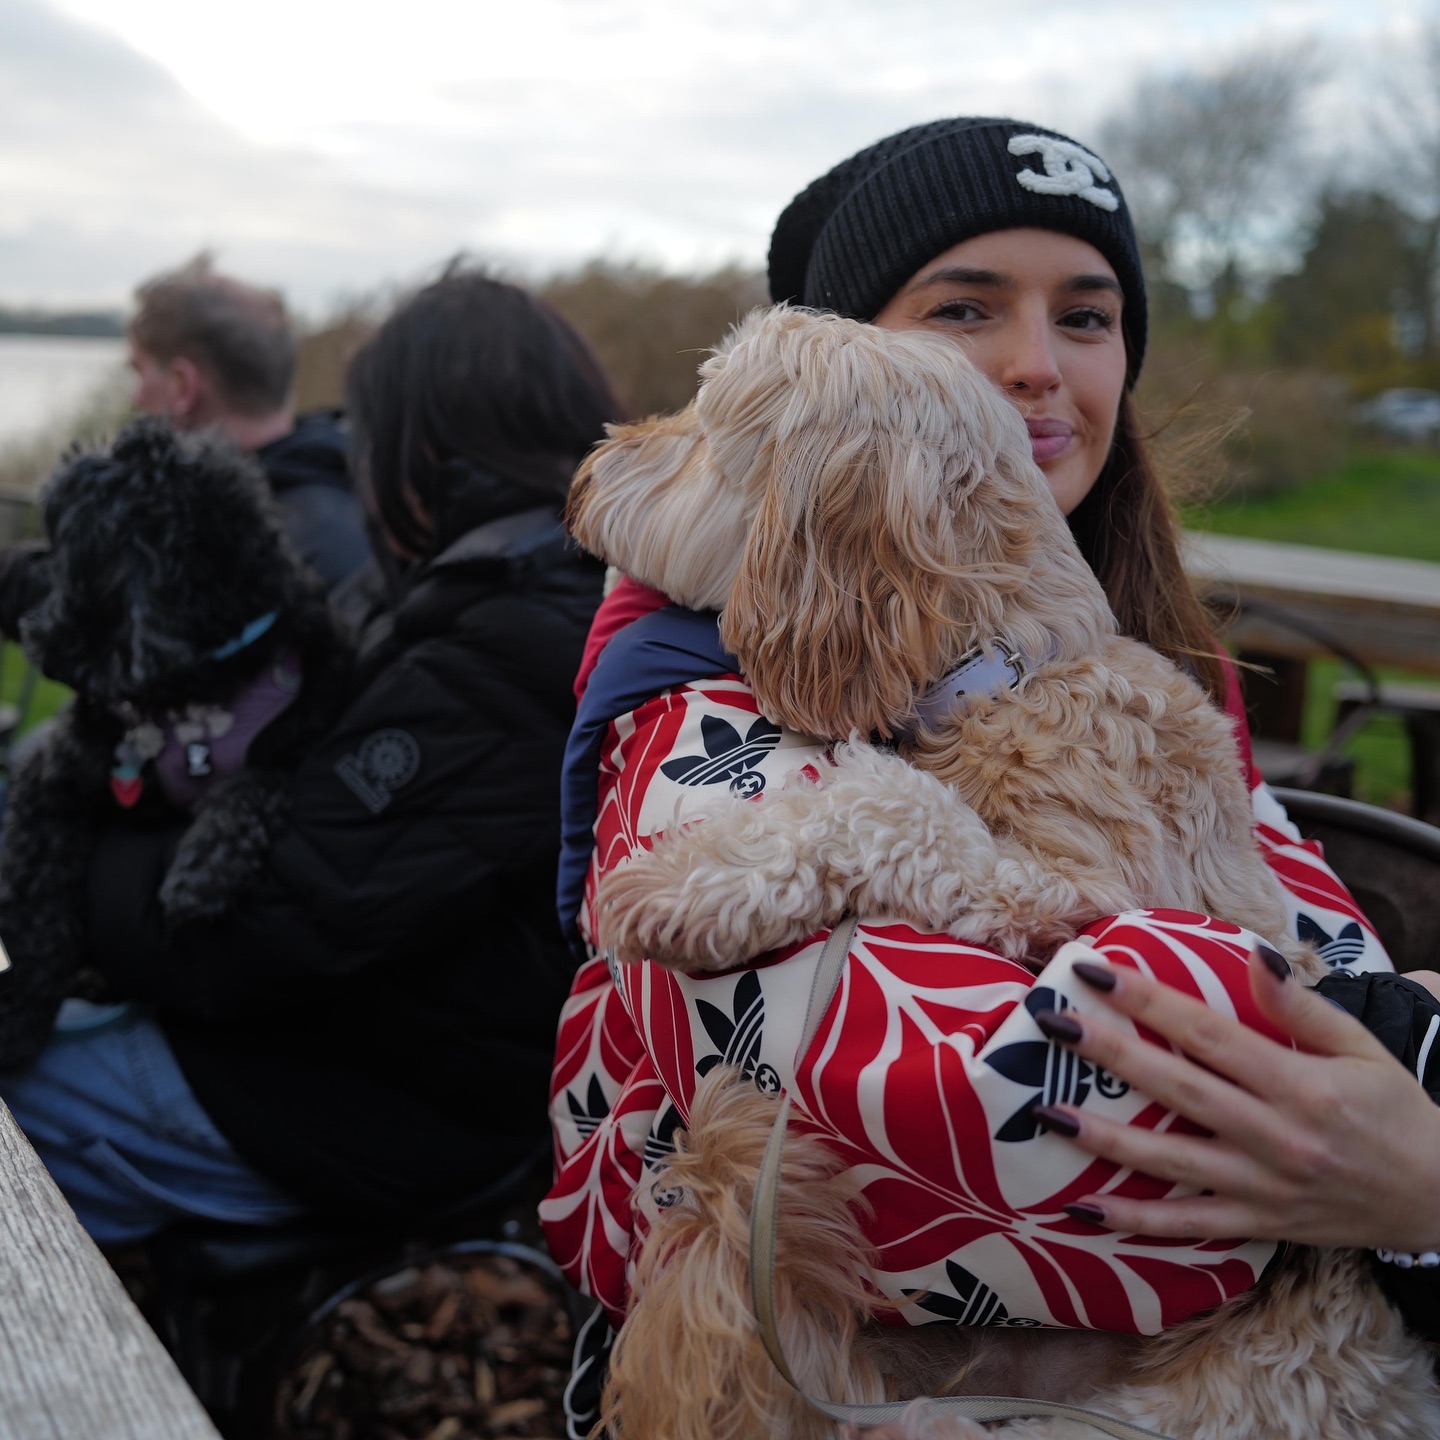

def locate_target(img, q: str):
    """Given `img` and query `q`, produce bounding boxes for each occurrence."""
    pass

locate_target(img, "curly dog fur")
[0,418,350,1069]
[566,308,1440,1437]
[589,306,1306,975]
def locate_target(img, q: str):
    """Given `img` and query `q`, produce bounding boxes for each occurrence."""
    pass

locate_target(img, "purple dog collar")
[902,641,1034,738]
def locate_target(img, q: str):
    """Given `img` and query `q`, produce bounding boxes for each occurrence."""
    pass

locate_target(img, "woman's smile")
[1024,416,1074,465]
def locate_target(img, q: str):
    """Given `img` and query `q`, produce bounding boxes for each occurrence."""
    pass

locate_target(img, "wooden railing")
[0,1099,219,1440]
[1184,532,1440,678]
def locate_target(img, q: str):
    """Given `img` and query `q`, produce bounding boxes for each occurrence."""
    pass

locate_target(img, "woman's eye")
[929,299,987,324]
[1060,306,1116,333]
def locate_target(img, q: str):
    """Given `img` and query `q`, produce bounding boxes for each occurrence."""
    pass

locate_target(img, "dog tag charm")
[110,772,143,807]
[185,741,213,778]
[111,738,145,808]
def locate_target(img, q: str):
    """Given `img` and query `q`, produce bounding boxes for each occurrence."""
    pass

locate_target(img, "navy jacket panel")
[555,606,736,959]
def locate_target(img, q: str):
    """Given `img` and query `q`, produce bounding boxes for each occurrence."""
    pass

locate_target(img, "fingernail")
[1256,945,1291,982]
[1033,1105,1080,1137]
[1071,961,1116,992]
[1064,1202,1107,1225]
[1034,1009,1083,1044]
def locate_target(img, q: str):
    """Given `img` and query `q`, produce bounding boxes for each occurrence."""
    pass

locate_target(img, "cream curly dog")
[593,306,1306,975]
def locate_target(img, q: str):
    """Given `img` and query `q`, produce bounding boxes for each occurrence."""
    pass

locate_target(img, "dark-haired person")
[542,118,1440,1427]
[0,268,618,1243]
[128,257,370,591]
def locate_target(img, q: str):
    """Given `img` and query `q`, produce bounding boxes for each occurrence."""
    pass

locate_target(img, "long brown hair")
[1067,394,1227,704]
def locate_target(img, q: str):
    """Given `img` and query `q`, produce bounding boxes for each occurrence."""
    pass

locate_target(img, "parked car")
[1351,388,1440,444]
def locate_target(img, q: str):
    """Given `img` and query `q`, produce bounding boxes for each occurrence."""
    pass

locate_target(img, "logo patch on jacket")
[1297,912,1366,969]
[660,714,782,795]
[336,728,421,814]
[984,988,1128,1142]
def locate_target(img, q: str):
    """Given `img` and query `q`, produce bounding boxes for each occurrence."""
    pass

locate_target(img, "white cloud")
[5,0,1432,312]
[0,0,476,311]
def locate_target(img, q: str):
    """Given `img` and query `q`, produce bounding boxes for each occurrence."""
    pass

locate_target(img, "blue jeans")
[1,1002,306,1246]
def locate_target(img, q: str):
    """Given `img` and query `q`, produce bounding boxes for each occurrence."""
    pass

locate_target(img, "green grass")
[1292,656,1417,809]
[1192,446,1440,561]
[1190,445,1440,809]
[0,643,69,739]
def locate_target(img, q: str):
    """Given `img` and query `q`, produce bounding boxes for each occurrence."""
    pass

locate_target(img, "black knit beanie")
[768,117,1147,386]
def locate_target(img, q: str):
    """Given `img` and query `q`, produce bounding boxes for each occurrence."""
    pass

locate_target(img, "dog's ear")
[720,314,1111,738]
[721,422,949,738]
[561,308,831,613]
[565,405,755,611]
[720,317,1023,739]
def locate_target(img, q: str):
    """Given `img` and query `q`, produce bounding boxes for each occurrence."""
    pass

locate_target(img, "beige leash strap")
[747,914,1174,1440]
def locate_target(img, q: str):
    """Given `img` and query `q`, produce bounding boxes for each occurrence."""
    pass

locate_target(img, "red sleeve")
[1219,650,1254,779]
[573,577,672,701]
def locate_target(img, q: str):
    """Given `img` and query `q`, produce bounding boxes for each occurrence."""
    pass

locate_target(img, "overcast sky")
[1,0,1430,317]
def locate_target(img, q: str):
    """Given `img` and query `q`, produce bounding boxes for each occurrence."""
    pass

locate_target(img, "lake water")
[0,334,126,451]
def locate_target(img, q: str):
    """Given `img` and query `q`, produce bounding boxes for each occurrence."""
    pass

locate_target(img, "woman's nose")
[998,320,1061,396]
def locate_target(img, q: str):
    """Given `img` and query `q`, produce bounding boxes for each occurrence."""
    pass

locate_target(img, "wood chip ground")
[271,1253,573,1440]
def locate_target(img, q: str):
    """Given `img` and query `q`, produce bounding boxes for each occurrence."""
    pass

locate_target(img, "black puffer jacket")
[84,487,603,1219]
[254,409,371,591]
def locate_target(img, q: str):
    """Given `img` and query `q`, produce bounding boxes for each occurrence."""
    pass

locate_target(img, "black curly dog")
[0,418,352,1069]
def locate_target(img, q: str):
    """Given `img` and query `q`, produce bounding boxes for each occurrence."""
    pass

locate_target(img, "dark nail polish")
[1032,1105,1080,1137]
[1256,945,1291,982]
[1071,961,1116,992]
[1034,1009,1083,1044]
[1064,1202,1107,1225]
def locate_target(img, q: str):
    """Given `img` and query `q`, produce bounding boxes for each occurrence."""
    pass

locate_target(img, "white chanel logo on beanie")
[1007,134,1119,212]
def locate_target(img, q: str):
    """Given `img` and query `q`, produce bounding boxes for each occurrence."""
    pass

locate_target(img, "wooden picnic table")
[1183,531,1440,678]
[0,1097,219,1440]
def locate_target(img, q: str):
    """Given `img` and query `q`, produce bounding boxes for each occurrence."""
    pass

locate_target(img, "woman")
[0,268,618,1241]
[542,118,1440,1424]
[790,118,1440,1258]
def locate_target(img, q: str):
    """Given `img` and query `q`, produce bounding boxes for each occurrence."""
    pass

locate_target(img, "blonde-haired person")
[542,118,1440,1430]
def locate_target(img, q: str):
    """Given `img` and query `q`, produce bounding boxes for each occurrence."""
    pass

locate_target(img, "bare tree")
[540,261,766,416]
[1099,47,1320,310]
[1366,23,1440,359]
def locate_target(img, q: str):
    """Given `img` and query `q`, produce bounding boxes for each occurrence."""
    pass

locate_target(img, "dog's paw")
[597,849,778,971]
[1274,936,1327,985]
[946,903,1066,963]
[944,852,1135,962]
[158,776,288,925]
[596,851,707,968]
[158,859,237,924]
[596,831,837,971]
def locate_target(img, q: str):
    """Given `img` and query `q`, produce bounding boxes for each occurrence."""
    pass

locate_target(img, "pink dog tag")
[110,774,143,808]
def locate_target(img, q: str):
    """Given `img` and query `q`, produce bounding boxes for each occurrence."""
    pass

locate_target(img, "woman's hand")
[1031,951,1440,1252]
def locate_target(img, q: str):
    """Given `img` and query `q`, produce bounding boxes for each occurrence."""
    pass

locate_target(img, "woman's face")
[871,228,1127,516]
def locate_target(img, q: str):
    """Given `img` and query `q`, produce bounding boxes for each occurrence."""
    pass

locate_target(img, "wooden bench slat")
[0,1100,219,1440]
[1183,532,1440,678]
[1184,532,1440,607]
[1332,680,1440,709]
